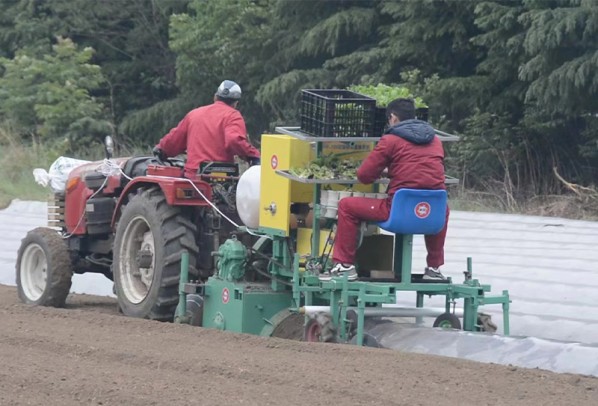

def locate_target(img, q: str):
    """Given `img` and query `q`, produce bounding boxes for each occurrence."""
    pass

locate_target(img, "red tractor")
[16,137,242,321]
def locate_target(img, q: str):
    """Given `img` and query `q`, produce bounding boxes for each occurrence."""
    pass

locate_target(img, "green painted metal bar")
[292,253,301,308]
[311,142,323,261]
[317,281,394,295]
[416,292,424,324]
[339,276,350,341]
[356,284,366,346]
[482,295,511,305]
[502,290,511,335]
[257,226,288,237]
[393,234,414,284]
[330,288,339,332]
[463,296,479,331]
[271,237,282,291]
[401,235,413,284]
[175,250,189,324]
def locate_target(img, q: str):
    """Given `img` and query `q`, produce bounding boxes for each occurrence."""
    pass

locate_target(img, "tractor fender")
[111,176,213,227]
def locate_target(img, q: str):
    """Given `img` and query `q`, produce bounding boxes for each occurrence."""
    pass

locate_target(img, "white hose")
[62,162,271,240]
[146,174,272,240]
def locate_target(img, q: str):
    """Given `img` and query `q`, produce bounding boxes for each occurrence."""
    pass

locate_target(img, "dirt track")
[0,285,596,406]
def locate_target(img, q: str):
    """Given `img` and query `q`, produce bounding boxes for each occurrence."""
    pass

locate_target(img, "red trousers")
[332,197,450,268]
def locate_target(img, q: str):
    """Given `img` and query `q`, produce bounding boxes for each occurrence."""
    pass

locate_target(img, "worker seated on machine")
[319,98,449,282]
[151,79,261,179]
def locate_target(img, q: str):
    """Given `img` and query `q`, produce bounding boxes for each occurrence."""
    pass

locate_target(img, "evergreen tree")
[518,0,598,184]
[0,0,189,146]
[254,0,382,127]
[0,37,109,150]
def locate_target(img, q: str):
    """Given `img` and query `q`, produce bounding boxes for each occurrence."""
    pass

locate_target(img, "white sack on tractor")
[33,156,91,193]
[235,165,261,228]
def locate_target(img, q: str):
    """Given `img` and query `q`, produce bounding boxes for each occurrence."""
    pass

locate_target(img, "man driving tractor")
[153,80,261,177]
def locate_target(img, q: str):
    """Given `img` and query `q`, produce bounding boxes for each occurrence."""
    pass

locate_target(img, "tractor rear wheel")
[16,227,73,307]
[113,188,199,321]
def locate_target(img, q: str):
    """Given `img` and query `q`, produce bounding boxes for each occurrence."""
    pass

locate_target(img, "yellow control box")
[259,134,312,236]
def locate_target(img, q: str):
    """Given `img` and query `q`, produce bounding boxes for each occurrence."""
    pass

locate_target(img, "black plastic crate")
[416,107,429,122]
[300,89,376,138]
[374,107,387,136]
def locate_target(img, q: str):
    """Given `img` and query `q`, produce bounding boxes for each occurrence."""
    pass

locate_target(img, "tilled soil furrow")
[0,285,596,406]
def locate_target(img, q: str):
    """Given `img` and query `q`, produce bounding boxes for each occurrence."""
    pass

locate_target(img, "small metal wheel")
[304,312,337,343]
[433,312,462,330]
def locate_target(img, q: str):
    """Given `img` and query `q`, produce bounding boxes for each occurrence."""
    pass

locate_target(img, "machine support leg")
[394,234,413,283]
[330,290,339,332]
[292,253,301,308]
[402,235,413,285]
[270,238,291,292]
[466,257,473,279]
[416,292,424,325]
[502,290,510,336]
[463,297,478,331]
[175,251,189,324]
[356,295,365,346]
[310,143,323,260]
[339,276,350,341]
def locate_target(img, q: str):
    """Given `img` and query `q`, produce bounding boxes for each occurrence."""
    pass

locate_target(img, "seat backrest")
[377,189,447,235]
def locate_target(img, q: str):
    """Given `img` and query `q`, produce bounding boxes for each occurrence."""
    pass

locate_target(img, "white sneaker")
[423,267,447,281]
[319,263,358,281]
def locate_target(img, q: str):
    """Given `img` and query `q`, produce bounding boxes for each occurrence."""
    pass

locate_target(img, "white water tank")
[236,165,261,228]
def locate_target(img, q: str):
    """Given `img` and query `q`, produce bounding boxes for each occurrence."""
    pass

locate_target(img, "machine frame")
[178,126,511,345]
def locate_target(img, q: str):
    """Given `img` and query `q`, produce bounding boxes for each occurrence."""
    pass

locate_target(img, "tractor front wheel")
[16,227,73,307]
[113,188,199,321]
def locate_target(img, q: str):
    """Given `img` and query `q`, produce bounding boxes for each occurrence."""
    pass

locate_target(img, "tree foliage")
[0,37,109,149]
[0,0,189,146]
[0,0,596,195]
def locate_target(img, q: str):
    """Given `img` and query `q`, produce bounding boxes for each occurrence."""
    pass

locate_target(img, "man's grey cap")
[216,80,242,100]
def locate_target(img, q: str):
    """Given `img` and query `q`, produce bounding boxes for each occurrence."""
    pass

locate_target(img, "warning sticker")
[222,287,230,304]
[414,202,431,219]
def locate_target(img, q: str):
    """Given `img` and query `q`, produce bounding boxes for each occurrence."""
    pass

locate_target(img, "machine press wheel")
[433,312,462,330]
[477,313,498,333]
[304,312,337,343]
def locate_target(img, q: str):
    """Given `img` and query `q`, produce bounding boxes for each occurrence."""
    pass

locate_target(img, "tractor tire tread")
[16,227,73,307]
[113,187,199,321]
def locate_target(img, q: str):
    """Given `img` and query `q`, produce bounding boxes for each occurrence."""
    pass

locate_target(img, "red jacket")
[357,133,445,197]
[158,101,260,175]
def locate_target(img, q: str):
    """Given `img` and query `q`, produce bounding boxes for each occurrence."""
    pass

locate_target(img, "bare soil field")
[0,285,596,406]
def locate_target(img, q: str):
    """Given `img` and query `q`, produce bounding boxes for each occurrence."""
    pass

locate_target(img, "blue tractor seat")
[378,189,447,235]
